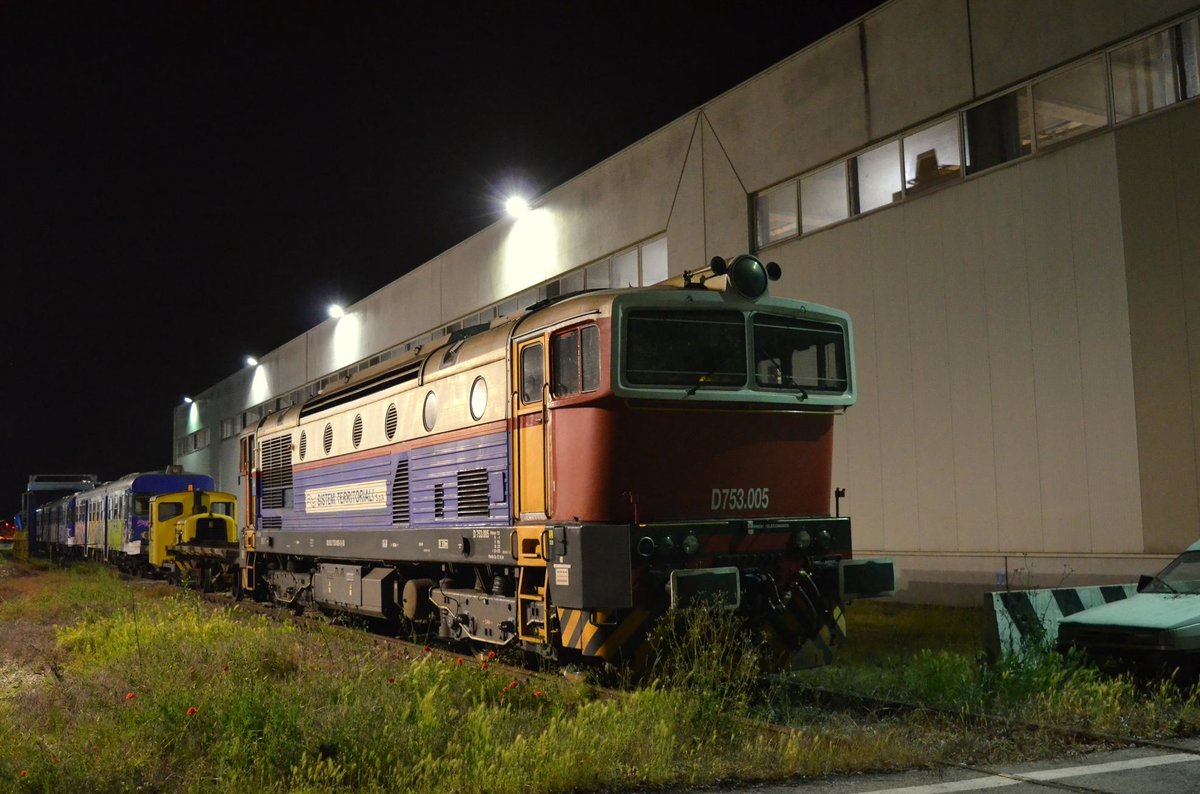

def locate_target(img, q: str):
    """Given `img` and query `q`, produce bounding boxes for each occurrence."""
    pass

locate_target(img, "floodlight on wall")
[505,196,530,218]
[245,356,258,367]
[182,396,194,404]
[328,304,345,319]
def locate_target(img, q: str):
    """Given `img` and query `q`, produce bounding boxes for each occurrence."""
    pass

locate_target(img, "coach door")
[513,337,550,519]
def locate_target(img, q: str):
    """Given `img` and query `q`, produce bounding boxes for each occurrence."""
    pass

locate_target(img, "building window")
[1111,29,1178,121]
[220,418,235,439]
[964,87,1032,174]
[854,140,902,214]
[1183,17,1200,99]
[903,117,962,196]
[612,248,638,289]
[1033,56,1108,148]
[586,259,611,289]
[754,181,798,248]
[641,237,668,284]
[800,162,849,233]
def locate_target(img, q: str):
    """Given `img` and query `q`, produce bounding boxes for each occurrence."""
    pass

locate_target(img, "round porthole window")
[422,390,438,432]
[470,377,488,421]
[323,423,333,454]
[385,403,398,440]
[299,431,307,460]
[352,414,364,448]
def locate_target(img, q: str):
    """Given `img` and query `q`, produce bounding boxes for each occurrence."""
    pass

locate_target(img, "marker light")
[505,196,530,218]
[328,304,345,319]
[245,356,258,367]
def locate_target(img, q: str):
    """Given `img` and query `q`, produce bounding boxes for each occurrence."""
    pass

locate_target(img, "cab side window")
[158,502,184,522]
[552,325,601,397]
[521,343,544,404]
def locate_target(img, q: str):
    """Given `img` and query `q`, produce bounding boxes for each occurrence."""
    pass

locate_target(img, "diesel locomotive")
[236,254,895,667]
[16,255,894,669]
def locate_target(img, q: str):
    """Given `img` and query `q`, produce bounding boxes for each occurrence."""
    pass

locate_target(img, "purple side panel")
[287,454,394,533]
[409,430,509,528]
[276,429,510,534]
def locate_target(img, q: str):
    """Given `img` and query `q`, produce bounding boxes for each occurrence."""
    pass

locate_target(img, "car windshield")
[1144,550,1200,594]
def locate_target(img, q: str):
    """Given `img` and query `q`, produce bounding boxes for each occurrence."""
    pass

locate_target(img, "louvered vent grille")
[385,404,398,440]
[260,516,282,531]
[323,423,333,454]
[352,414,363,448]
[299,431,307,460]
[260,436,293,509]
[391,459,409,525]
[457,468,490,517]
[434,483,445,519]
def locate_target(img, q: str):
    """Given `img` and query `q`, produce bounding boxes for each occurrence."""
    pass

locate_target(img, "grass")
[0,563,1197,792]
[800,600,1200,738]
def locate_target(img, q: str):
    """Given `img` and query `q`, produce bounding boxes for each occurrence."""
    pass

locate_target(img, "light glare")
[505,196,530,218]
[328,304,345,319]
[182,396,194,404]
[245,356,258,367]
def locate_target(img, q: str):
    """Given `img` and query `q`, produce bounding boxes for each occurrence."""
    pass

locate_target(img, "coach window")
[520,343,544,404]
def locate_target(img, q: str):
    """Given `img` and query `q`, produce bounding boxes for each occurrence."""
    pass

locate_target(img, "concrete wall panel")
[701,118,751,263]
[977,166,1044,553]
[904,192,958,551]
[704,26,869,193]
[970,0,1199,96]
[1177,106,1200,552]
[666,120,705,276]
[940,178,1000,552]
[1021,151,1092,554]
[1065,137,1142,554]
[864,0,974,138]
[866,208,921,550]
[1118,106,1200,554]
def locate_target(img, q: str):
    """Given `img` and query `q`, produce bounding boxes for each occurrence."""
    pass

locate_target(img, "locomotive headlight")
[793,529,812,550]
[681,533,700,556]
[818,529,832,548]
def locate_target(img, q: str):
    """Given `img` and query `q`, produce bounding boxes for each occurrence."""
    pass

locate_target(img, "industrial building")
[175,0,1200,602]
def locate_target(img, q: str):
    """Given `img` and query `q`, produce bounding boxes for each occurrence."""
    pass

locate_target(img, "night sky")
[1,1,883,517]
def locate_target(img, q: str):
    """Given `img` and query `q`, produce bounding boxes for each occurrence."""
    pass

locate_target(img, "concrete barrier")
[983,583,1138,660]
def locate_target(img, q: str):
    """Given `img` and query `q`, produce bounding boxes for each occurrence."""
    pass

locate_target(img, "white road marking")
[858,752,1200,793]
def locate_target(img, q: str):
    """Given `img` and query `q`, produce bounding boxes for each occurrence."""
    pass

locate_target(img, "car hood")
[1060,593,1200,631]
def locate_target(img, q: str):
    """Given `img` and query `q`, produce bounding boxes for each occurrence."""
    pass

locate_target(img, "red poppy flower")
[186,707,198,716]
[456,657,463,666]
[223,665,229,673]
[534,690,543,697]
[423,645,431,652]
[486,650,496,659]
[20,770,28,777]
[125,692,136,700]
[387,677,395,684]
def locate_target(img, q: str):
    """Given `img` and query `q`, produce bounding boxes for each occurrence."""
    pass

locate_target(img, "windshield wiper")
[685,369,714,397]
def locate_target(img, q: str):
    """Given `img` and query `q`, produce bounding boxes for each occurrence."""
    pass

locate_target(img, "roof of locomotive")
[255,287,625,432]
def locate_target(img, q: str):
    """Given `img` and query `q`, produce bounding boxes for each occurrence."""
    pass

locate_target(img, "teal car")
[1057,540,1200,681]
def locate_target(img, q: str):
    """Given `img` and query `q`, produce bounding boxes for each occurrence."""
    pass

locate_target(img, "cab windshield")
[623,308,848,394]
[625,310,746,388]
[1143,550,1200,594]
